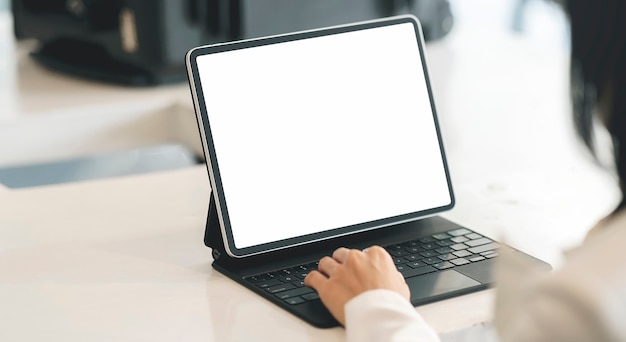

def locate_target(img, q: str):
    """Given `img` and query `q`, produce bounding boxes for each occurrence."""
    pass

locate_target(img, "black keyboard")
[244,228,499,306]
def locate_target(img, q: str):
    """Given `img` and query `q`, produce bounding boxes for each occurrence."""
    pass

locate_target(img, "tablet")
[186,15,454,258]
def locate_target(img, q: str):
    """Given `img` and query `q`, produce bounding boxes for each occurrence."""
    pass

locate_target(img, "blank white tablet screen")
[196,22,451,249]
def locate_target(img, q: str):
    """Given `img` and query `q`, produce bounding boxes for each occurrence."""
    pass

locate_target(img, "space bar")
[401,265,437,278]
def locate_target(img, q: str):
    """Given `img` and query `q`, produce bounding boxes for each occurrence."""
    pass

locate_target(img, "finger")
[366,245,385,254]
[332,247,351,263]
[317,255,340,277]
[304,270,327,290]
[366,245,392,261]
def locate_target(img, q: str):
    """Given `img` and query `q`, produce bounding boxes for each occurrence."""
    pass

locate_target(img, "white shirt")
[345,289,441,342]
[344,211,626,342]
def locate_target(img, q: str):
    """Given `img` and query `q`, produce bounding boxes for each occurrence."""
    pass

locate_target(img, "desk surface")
[0,166,499,341]
[0,12,619,342]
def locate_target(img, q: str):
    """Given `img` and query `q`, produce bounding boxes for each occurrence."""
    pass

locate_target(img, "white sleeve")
[344,289,441,342]
[494,217,626,342]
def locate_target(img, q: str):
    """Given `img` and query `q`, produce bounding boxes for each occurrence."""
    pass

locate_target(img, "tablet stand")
[204,192,225,261]
[205,193,279,267]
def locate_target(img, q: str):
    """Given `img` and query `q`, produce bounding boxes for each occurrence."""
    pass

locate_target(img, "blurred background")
[0,0,569,85]
[454,0,567,49]
[0,1,616,263]
[0,1,568,46]
[0,0,570,183]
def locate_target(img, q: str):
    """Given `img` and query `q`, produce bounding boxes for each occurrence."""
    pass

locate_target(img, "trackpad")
[406,270,481,302]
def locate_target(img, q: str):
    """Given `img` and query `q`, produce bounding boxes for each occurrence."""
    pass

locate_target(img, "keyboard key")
[435,247,453,254]
[244,275,263,283]
[418,236,436,243]
[292,280,306,287]
[468,242,499,254]
[485,252,499,258]
[421,257,439,265]
[432,233,451,240]
[450,236,469,243]
[407,261,425,268]
[263,272,278,279]
[452,250,472,258]
[275,287,314,300]
[465,237,493,247]
[279,269,293,275]
[448,228,472,236]
[256,279,282,289]
[294,272,309,279]
[420,243,437,250]
[451,258,470,266]
[437,253,456,261]
[389,249,410,257]
[404,254,421,261]
[279,275,297,283]
[433,261,455,270]
[465,233,482,240]
[450,243,469,251]
[393,257,405,265]
[266,284,296,294]
[403,240,421,248]
[469,256,486,262]
[401,265,437,278]
[405,246,424,254]
[283,267,297,274]
[436,239,456,247]
[296,264,312,271]
[396,264,408,272]
[419,250,438,258]
[285,297,306,305]
[386,244,404,251]
[302,292,320,301]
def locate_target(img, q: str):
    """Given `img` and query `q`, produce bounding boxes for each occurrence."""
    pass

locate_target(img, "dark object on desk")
[11,0,453,86]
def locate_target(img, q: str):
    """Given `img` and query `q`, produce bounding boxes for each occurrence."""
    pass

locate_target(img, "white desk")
[0,13,619,341]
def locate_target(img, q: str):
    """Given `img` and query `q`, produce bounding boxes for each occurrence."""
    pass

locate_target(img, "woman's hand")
[304,246,410,326]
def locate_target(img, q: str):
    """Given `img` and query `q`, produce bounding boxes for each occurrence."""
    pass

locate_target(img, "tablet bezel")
[186,15,455,258]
